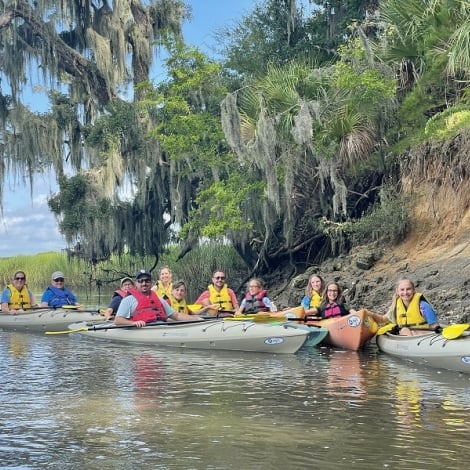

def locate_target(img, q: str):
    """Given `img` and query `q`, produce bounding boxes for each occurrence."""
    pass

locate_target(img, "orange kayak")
[306,309,378,351]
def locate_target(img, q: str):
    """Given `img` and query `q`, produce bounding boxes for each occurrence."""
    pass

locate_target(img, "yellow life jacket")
[170,296,189,314]
[208,284,234,311]
[153,281,173,299]
[395,293,427,327]
[6,284,32,309]
[309,291,322,308]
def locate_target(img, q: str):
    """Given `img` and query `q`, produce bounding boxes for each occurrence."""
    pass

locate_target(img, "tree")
[0,0,189,262]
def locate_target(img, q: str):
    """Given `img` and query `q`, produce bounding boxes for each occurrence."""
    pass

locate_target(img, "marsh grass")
[0,243,248,304]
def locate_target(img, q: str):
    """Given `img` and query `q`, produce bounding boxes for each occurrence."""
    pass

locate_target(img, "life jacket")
[45,286,77,308]
[395,293,428,327]
[208,284,234,311]
[6,284,32,309]
[130,288,167,323]
[243,290,269,313]
[321,302,348,319]
[153,281,173,301]
[170,296,189,314]
[113,289,128,299]
[309,291,322,309]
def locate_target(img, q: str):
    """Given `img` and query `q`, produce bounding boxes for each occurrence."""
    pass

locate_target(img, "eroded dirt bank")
[275,211,470,325]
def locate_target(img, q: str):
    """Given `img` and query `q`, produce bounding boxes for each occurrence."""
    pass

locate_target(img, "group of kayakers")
[300,273,440,336]
[1,270,81,313]
[1,266,441,336]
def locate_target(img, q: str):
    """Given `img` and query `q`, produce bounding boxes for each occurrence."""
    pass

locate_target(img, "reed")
[0,243,247,303]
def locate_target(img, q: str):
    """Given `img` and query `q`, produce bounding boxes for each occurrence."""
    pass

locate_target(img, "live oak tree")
[0,0,189,262]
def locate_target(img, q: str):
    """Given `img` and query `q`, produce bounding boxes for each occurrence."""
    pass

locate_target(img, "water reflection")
[1,331,470,469]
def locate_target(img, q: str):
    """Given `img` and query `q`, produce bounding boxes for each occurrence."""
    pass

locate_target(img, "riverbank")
[275,211,470,325]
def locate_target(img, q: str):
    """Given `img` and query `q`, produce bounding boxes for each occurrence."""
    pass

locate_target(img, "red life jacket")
[114,289,127,299]
[130,288,167,323]
[243,290,269,313]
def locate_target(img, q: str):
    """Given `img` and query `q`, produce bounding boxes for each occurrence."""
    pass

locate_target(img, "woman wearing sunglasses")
[1,271,38,314]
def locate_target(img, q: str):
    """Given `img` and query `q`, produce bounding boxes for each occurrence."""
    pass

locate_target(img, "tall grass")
[0,243,248,303]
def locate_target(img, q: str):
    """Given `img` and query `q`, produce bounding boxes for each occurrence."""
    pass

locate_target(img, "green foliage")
[48,175,90,235]
[85,101,144,155]
[147,45,230,168]
[180,175,264,239]
[350,186,410,245]
[425,105,470,140]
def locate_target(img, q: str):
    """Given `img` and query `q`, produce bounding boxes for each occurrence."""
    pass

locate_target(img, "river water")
[1,329,469,470]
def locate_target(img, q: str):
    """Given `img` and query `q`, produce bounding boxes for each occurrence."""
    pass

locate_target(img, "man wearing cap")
[115,269,202,327]
[40,271,82,309]
[102,276,135,321]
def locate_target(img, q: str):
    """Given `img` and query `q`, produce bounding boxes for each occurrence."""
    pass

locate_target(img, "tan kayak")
[65,319,311,354]
[0,308,105,333]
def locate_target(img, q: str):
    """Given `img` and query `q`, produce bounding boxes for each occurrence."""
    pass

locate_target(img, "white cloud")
[0,177,65,257]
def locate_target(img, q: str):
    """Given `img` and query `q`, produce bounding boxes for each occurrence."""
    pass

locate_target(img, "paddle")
[441,323,470,340]
[45,318,212,335]
[376,323,397,335]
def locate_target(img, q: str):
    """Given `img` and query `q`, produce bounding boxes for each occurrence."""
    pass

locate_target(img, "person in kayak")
[102,276,135,320]
[169,280,218,315]
[40,271,82,309]
[195,270,239,313]
[300,274,325,316]
[1,270,39,314]
[235,278,277,315]
[150,265,173,303]
[370,278,440,335]
[115,269,202,328]
[310,282,357,319]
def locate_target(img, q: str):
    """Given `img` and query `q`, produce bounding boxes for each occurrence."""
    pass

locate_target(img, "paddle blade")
[441,323,470,340]
[376,323,397,335]
[45,326,89,335]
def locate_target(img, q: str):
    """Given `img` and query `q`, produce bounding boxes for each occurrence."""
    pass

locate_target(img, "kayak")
[0,308,105,333]
[376,331,470,374]
[306,309,378,351]
[65,319,311,354]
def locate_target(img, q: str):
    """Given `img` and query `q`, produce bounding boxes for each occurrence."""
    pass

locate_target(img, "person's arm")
[40,289,51,307]
[1,289,12,313]
[262,297,278,312]
[302,296,320,316]
[229,289,239,310]
[368,311,390,324]
[234,299,246,315]
[29,291,38,308]
[166,300,201,321]
[195,290,210,307]
[420,301,440,328]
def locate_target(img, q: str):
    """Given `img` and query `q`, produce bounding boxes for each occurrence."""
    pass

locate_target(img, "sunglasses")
[15,277,26,281]
[54,278,65,282]
[137,278,152,284]
[214,276,226,280]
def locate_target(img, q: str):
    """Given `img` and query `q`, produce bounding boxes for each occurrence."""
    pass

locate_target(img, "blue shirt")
[420,300,439,324]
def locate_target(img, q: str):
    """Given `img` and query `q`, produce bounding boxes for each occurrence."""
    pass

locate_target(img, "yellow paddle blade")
[188,304,203,311]
[376,323,397,335]
[224,313,273,322]
[441,323,470,340]
[61,305,80,309]
[45,326,89,335]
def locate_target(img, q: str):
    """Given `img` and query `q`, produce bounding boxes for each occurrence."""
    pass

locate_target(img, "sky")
[0,0,256,258]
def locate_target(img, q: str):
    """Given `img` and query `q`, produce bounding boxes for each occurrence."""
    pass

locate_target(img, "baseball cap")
[135,269,151,279]
[120,276,134,286]
[52,271,64,280]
